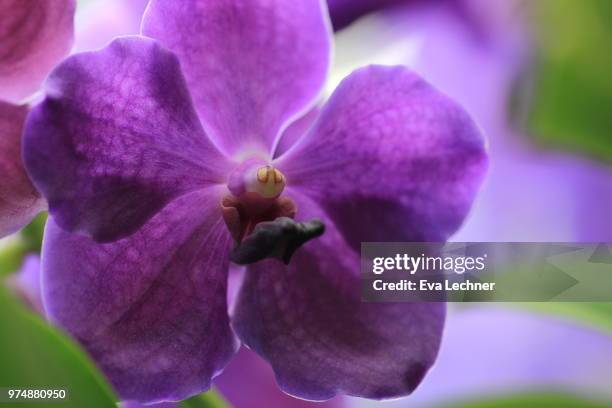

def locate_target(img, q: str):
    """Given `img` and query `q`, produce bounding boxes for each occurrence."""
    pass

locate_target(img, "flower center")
[223,161,295,242]
[253,165,286,198]
[227,161,286,199]
[222,160,324,265]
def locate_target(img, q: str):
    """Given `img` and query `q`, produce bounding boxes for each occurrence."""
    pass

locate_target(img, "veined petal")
[232,190,444,400]
[42,189,238,403]
[142,0,332,158]
[24,37,231,242]
[276,66,487,249]
[0,0,75,102]
[0,101,44,237]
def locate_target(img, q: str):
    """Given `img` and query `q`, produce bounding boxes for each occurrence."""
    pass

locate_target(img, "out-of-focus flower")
[412,0,612,242]
[4,254,42,313]
[0,102,45,237]
[74,0,148,52]
[0,0,75,238]
[0,0,75,103]
[23,0,486,404]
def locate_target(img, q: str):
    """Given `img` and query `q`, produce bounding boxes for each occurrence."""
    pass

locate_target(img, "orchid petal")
[232,190,444,400]
[23,37,230,242]
[43,189,238,403]
[276,66,487,250]
[142,0,332,157]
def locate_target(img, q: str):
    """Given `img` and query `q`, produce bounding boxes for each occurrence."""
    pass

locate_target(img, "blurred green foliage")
[0,238,29,277]
[439,392,612,408]
[521,302,612,333]
[20,213,47,254]
[0,286,117,407]
[181,391,230,408]
[0,213,46,277]
[524,0,612,162]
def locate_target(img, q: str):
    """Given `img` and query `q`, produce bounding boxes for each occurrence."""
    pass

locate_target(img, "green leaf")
[19,212,48,254]
[181,390,230,408]
[0,212,48,277]
[0,286,117,408]
[520,0,612,162]
[438,392,612,408]
[0,238,29,277]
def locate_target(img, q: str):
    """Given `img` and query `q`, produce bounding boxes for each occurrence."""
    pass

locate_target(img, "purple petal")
[276,66,487,250]
[0,101,44,237]
[0,0,75,102]
[23,37,231,242]
[232,190,444,401]
[42,188,238,403]
[142,0,332,157]
[215,347,345,408]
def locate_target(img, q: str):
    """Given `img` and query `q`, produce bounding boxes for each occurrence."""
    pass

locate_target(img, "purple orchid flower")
[0,0,75,237]
[23,0,486,404]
